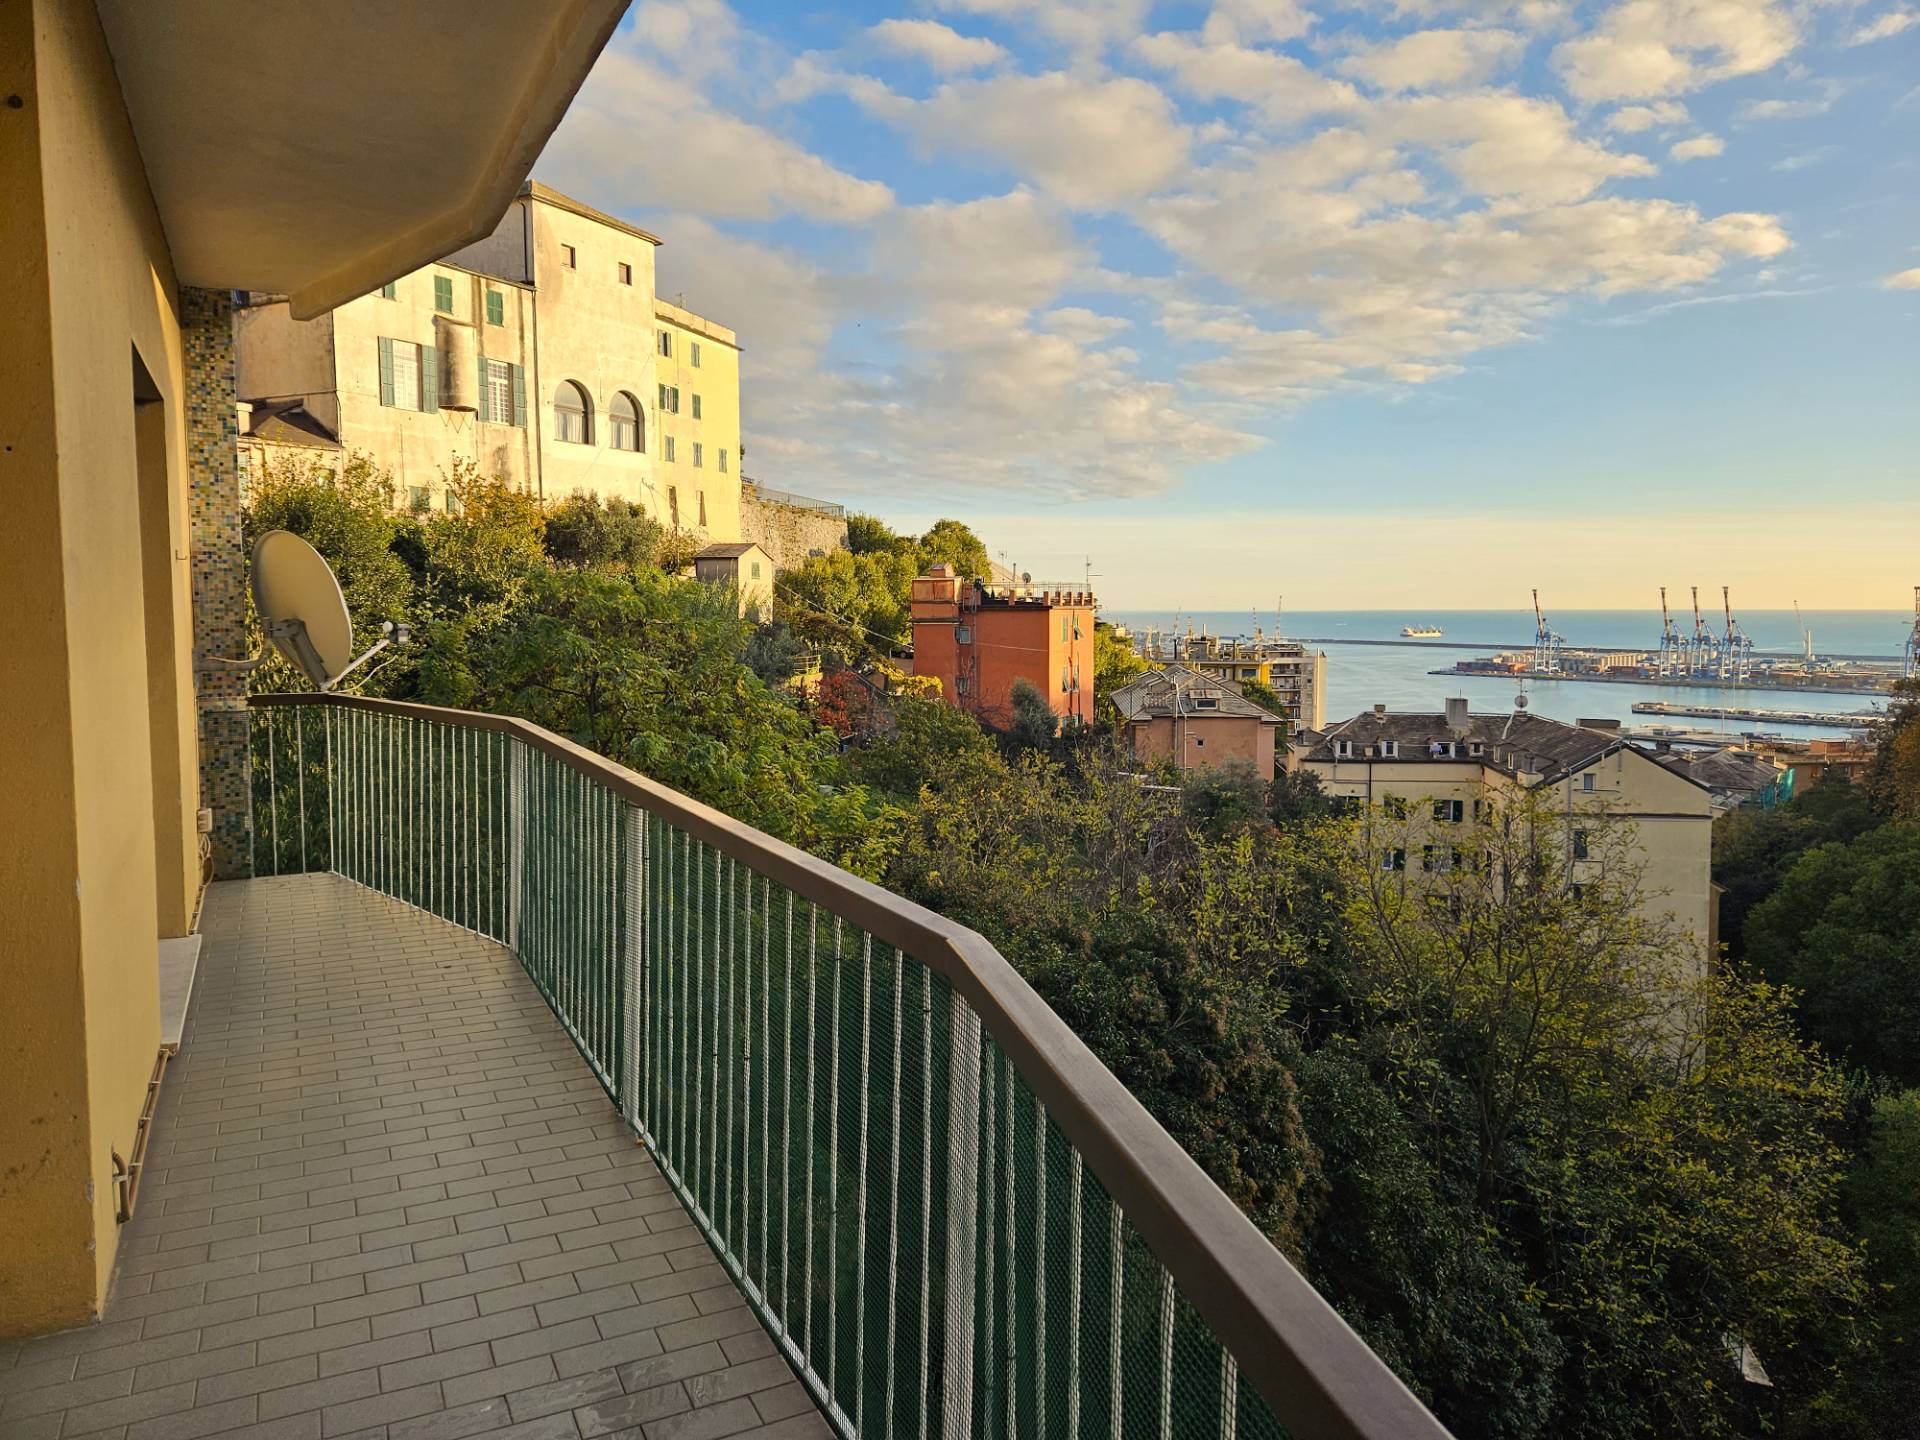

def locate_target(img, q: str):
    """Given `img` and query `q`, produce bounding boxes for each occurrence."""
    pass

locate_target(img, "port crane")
[1531,589,1563,674]
[1793,600,1814,666]
[1720,586,1754,685]
[1688,586,1716,679]
[1657,587,1686,677]
[1907,586,1920,680]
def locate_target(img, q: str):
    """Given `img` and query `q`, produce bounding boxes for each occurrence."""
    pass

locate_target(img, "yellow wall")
[655,302,742,543]
[0,0,176,1336]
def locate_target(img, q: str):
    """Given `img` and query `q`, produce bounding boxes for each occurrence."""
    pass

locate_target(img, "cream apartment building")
[234,182,744,540]
[1293,701,1716,963]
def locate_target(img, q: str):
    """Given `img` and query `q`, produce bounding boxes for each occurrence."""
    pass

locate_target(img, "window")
[407,485,430,512]
[718,448,729,474]
[1423,845,1462,874]
[1468,741,1484,756]
[1573,829,1591,860]
[956,625,972,645]
[691,341,702,367]
[663,436,676,462]
[1061,666,1071,693]
[698,492,708,527]
[1193,736,1206,748]
[378,337,436,412]
[553,380,592,444]
[379,281,397,300]
[1434,798,1465,823]
[433,275,453,313]
[1581,772,1596,792]
[1381,848,1406,872]
[1195,696,1218,709]
[692,442,703,468]
[659,330,673,357]
[1378,740,1400,758]
[668,487,680,526]
[486,289,504,326]
[609,391,642,451]
[656,384,680,415]
[1335,740,1354,758]
[444,490,463,516]
[618,262,632,285]
[480,358,516,424]
[956,675,970,697]
[561,243,576,269]
[691,394,702,420]
[1381,795,1408,820]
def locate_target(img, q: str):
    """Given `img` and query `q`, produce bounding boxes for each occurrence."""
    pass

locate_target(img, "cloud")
[1552,0,1800,101]
[868,18,1007,71]
[1596,284,1828,324]
[1042,306,1134,343]
[1134,29,1363,124]
[1376,93,1656,204]
[1337,28,1530,91]
[1606,100,1689,132]
[1740,96,1832,120]
[1885,268,1920,290]
[865,72,1192,207]
[1772,148,1834,171]
[546,42,893,224]
[932,0,1155,55]
[1669,133,1725,160]
[1847,8,1916,44]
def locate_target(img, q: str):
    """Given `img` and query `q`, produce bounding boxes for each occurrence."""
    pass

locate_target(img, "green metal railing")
[248,694,1450,1440]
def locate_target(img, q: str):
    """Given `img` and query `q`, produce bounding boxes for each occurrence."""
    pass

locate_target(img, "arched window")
[609,391,643,452]
[553,381,592,444]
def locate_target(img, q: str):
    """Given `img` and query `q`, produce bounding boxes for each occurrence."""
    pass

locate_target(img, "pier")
[1630,701,1882,729]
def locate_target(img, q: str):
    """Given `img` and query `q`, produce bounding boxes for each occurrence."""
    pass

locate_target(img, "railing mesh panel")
[249,704,1293,1440]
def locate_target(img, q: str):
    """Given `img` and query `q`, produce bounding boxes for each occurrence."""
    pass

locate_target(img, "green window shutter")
[377,336,395,406]
[422,345,440,413]
[434,275,453,313]
[511,364,526,428]
[692,394,701,420]
[380,281,397,300]
[476,357,491,423]
[486,290,504,326]
[658,382,667,411]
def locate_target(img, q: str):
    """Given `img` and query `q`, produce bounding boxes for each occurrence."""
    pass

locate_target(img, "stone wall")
[185,287,251,878]
[739,486,849,573]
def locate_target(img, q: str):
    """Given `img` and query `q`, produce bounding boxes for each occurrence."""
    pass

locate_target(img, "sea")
[1103,609,1916,742]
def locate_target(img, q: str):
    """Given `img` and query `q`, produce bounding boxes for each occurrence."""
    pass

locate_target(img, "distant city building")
[233,182,742,542]
[1111,665,1284,780]
[910,565,1095,724]
[1293,700,1715,964]
[694,541,774,619]
[1137,631,1326,732]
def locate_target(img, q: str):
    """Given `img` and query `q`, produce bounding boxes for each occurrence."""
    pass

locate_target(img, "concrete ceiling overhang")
[96,0,630,319]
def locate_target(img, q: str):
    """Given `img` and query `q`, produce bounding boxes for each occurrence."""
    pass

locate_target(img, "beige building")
[1293,701,1716,961]
[694,541,775,619]
[0,0,621,1339]
[1112,666,1285,780]
[1141,633,1327,733]
[234,183,744,541]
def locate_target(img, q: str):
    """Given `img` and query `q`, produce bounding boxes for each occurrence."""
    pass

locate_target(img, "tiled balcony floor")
[0,874,830,1440]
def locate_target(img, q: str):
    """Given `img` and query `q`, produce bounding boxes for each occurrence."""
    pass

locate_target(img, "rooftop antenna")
[207,530,409,689]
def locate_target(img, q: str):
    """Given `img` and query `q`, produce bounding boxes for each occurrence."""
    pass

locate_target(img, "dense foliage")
[245,453,1917,1439]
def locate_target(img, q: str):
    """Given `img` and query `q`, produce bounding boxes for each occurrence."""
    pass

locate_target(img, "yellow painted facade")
[654,300,743,544]
[1,0,185,1335]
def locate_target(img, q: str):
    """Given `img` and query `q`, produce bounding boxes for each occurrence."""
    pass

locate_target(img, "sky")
[538,0,1920,609]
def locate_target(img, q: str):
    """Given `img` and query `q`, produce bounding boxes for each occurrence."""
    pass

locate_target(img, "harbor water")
[1107,609,1913,741]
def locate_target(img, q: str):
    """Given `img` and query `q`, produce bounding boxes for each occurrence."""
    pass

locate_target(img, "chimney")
[1445,697,1469,733]
[1373,703,1387,716]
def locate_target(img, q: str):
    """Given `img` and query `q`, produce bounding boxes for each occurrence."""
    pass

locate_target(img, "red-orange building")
[910,564,1096,725]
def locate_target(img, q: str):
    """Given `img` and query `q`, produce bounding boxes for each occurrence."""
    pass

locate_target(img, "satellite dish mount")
[205,531,410,690]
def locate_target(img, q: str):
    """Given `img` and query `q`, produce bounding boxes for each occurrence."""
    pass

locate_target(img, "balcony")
[1,695,1447,1440]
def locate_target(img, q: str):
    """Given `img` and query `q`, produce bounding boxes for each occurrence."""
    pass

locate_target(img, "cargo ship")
[1401,624,1444,638]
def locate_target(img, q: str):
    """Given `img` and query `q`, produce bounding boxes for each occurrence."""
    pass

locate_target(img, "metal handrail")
[248,691,1451,1440]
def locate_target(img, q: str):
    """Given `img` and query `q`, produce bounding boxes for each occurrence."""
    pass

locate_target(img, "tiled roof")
[1111,666,1283,724]
[696,542,762,559]
[1300,708,1620,782]
[242,399,340,449]
[1654,747,1782,793]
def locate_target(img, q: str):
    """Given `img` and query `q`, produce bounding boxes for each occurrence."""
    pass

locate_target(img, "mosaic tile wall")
[184,287,252,879]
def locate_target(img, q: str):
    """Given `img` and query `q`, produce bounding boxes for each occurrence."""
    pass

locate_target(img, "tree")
[544,493,691,572]
[844,512,904,556]
[849,693,995,801]
[1745,823,1920,1086]
[1712,777,1879,961]
[1866,680,1920,821]
[741,619,806,686]
[915,517,991,579]
[1268,767,1334,825]
[1092,623,1149,719]
[1006,678,1058,750]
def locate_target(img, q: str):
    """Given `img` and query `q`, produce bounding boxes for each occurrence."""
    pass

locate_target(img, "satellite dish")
[252,531,354,686]
[202,530,408,690]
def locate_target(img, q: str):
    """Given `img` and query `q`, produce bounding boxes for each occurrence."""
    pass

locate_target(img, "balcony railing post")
[623,802,646,1133]
[940,1001,981,1440]
[508,742,526,954]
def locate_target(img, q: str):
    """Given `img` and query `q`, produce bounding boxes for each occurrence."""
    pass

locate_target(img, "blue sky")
[541,0,1920,607]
